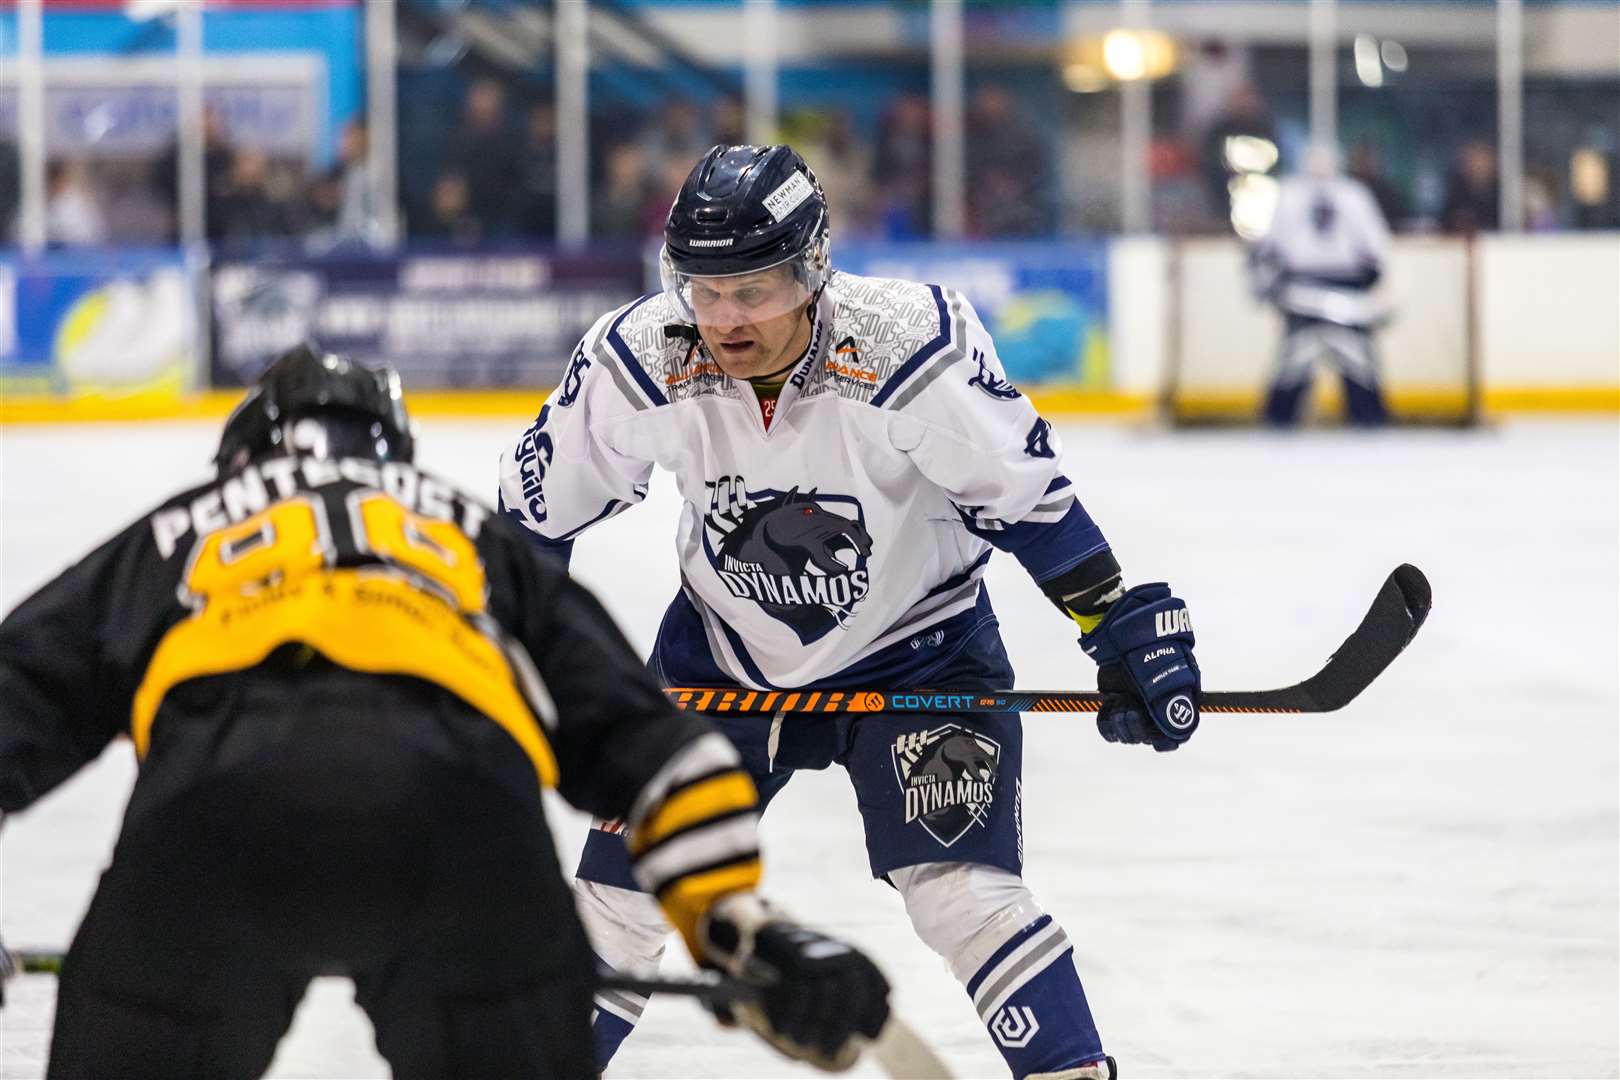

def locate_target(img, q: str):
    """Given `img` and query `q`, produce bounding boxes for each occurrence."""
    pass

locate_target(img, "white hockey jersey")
[1252,174,1392,327]
[497,272,1106,689]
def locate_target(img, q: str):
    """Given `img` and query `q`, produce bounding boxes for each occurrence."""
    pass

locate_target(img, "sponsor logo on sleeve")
[513,406,554,523]
[968,348,1022,400]
[556,345,592,407]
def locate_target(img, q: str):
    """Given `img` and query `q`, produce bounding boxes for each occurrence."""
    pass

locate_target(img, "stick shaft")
[664,564,1430,717]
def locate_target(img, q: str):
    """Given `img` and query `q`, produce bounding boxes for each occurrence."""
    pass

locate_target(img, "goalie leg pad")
[892,862,1106,1079]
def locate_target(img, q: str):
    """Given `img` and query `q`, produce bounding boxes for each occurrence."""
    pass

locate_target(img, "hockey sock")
[964,915,1105,1079]
[589,1007,638,1069]
[588,960,649,1069]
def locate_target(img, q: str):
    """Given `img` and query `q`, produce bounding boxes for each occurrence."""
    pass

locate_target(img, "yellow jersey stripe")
[658,857,764,955]
[630,771,759,856]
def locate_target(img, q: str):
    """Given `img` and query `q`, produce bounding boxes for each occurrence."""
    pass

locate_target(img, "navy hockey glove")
[1081,583,1201,751]
[700,894,890,1070]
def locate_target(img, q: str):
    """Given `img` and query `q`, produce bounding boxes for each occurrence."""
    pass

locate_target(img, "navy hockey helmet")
[214,344,415,473]
[660,144,830,322]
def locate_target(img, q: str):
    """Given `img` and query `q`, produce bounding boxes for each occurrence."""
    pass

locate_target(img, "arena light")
[1380,39,1409,72]
[1354,34,1384,88]
[1102,29,1148,81]
[1229,172,1280,241]
[1062,63,1110,94]
[123,0,180,21]
[1223,134,1279,176]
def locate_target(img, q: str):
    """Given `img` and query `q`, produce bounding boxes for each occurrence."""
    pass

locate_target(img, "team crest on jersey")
[702,478,874,644]
[892,724,1001,847]
[968,348,1021,400]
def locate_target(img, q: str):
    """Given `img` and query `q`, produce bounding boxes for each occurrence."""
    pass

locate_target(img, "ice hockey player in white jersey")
[1249,144,1393,425]
[498,145,1205,1079]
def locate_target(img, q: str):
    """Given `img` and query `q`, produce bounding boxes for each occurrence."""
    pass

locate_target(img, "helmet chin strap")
[746,291,823,385]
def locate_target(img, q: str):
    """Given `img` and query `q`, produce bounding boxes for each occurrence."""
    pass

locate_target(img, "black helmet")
[661,144,830,320]
[214,344,415,473]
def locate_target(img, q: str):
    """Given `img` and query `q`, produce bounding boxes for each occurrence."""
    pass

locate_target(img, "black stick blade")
[1202,563,1432,713]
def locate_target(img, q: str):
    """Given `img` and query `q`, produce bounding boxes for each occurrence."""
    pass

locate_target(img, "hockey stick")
[599,970,951,1079]
[6,952,948,1077]
[665,563,1431,716]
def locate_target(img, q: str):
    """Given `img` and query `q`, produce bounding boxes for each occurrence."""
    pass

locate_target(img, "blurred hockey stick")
[666,563,1430,716]
[599,970,951,1079]
[6,952,949,1077]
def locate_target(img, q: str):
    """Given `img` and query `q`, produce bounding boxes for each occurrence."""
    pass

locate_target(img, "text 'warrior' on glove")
[1080,583,1201,751]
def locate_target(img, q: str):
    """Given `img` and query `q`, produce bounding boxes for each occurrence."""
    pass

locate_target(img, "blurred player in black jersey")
[0,345,889,1079]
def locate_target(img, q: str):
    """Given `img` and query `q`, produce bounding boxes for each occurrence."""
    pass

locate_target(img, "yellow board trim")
[659,858,764,956]
[630,772,759,857]
[3,384,1616,425]
[131,569,559,788]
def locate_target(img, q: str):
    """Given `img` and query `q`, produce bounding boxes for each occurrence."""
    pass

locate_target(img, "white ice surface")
[1,418,1616,1079]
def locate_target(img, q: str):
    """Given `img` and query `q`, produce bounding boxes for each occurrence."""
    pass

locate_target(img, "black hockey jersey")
[0,454,761,951]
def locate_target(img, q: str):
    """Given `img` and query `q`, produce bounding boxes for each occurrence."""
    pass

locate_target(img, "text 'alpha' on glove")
[1080,582,1201,751]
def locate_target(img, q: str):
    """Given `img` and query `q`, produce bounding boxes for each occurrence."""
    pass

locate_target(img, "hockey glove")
[699,893,890,1071]
[1081,583,1201,751]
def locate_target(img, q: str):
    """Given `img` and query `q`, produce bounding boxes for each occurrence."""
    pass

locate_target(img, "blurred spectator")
[789,109,872,240]
[511,100,558,240]
[591,143,649,239]
[640,97,708,177]
[1524,167,1562,231]
[150,104,235,240]
[448,78,518,236]
[45,159,108,247]
[1,142,19,242]
[1201,81,1277,229]
[870,94,932,238]
[644,155,692,237]
[1440,140,1499,233]
[711,95,747,148]
[1347,142,1409,231]
[332,119,379,243]
[965,85,1048,236]
[303,118,379,246]
[417,172,482,246]
[211,148,290,243]
[1569,144,1619,229]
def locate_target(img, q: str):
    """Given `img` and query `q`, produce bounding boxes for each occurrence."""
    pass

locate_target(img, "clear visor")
[660,241,828,326]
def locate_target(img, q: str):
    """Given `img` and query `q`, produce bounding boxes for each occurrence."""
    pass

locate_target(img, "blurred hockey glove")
[0,814,11,1007]
[1081,583,1201,751]
[699,893,890,1071]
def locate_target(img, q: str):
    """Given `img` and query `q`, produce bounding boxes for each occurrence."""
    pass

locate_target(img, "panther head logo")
[707,485,874,644]
[721,488,873,579]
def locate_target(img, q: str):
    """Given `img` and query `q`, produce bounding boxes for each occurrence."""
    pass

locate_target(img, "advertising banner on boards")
[211,248,646,389]
[0,247,204,402]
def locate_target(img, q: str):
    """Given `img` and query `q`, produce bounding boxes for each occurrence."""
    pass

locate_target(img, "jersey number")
[182,493,486,614]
